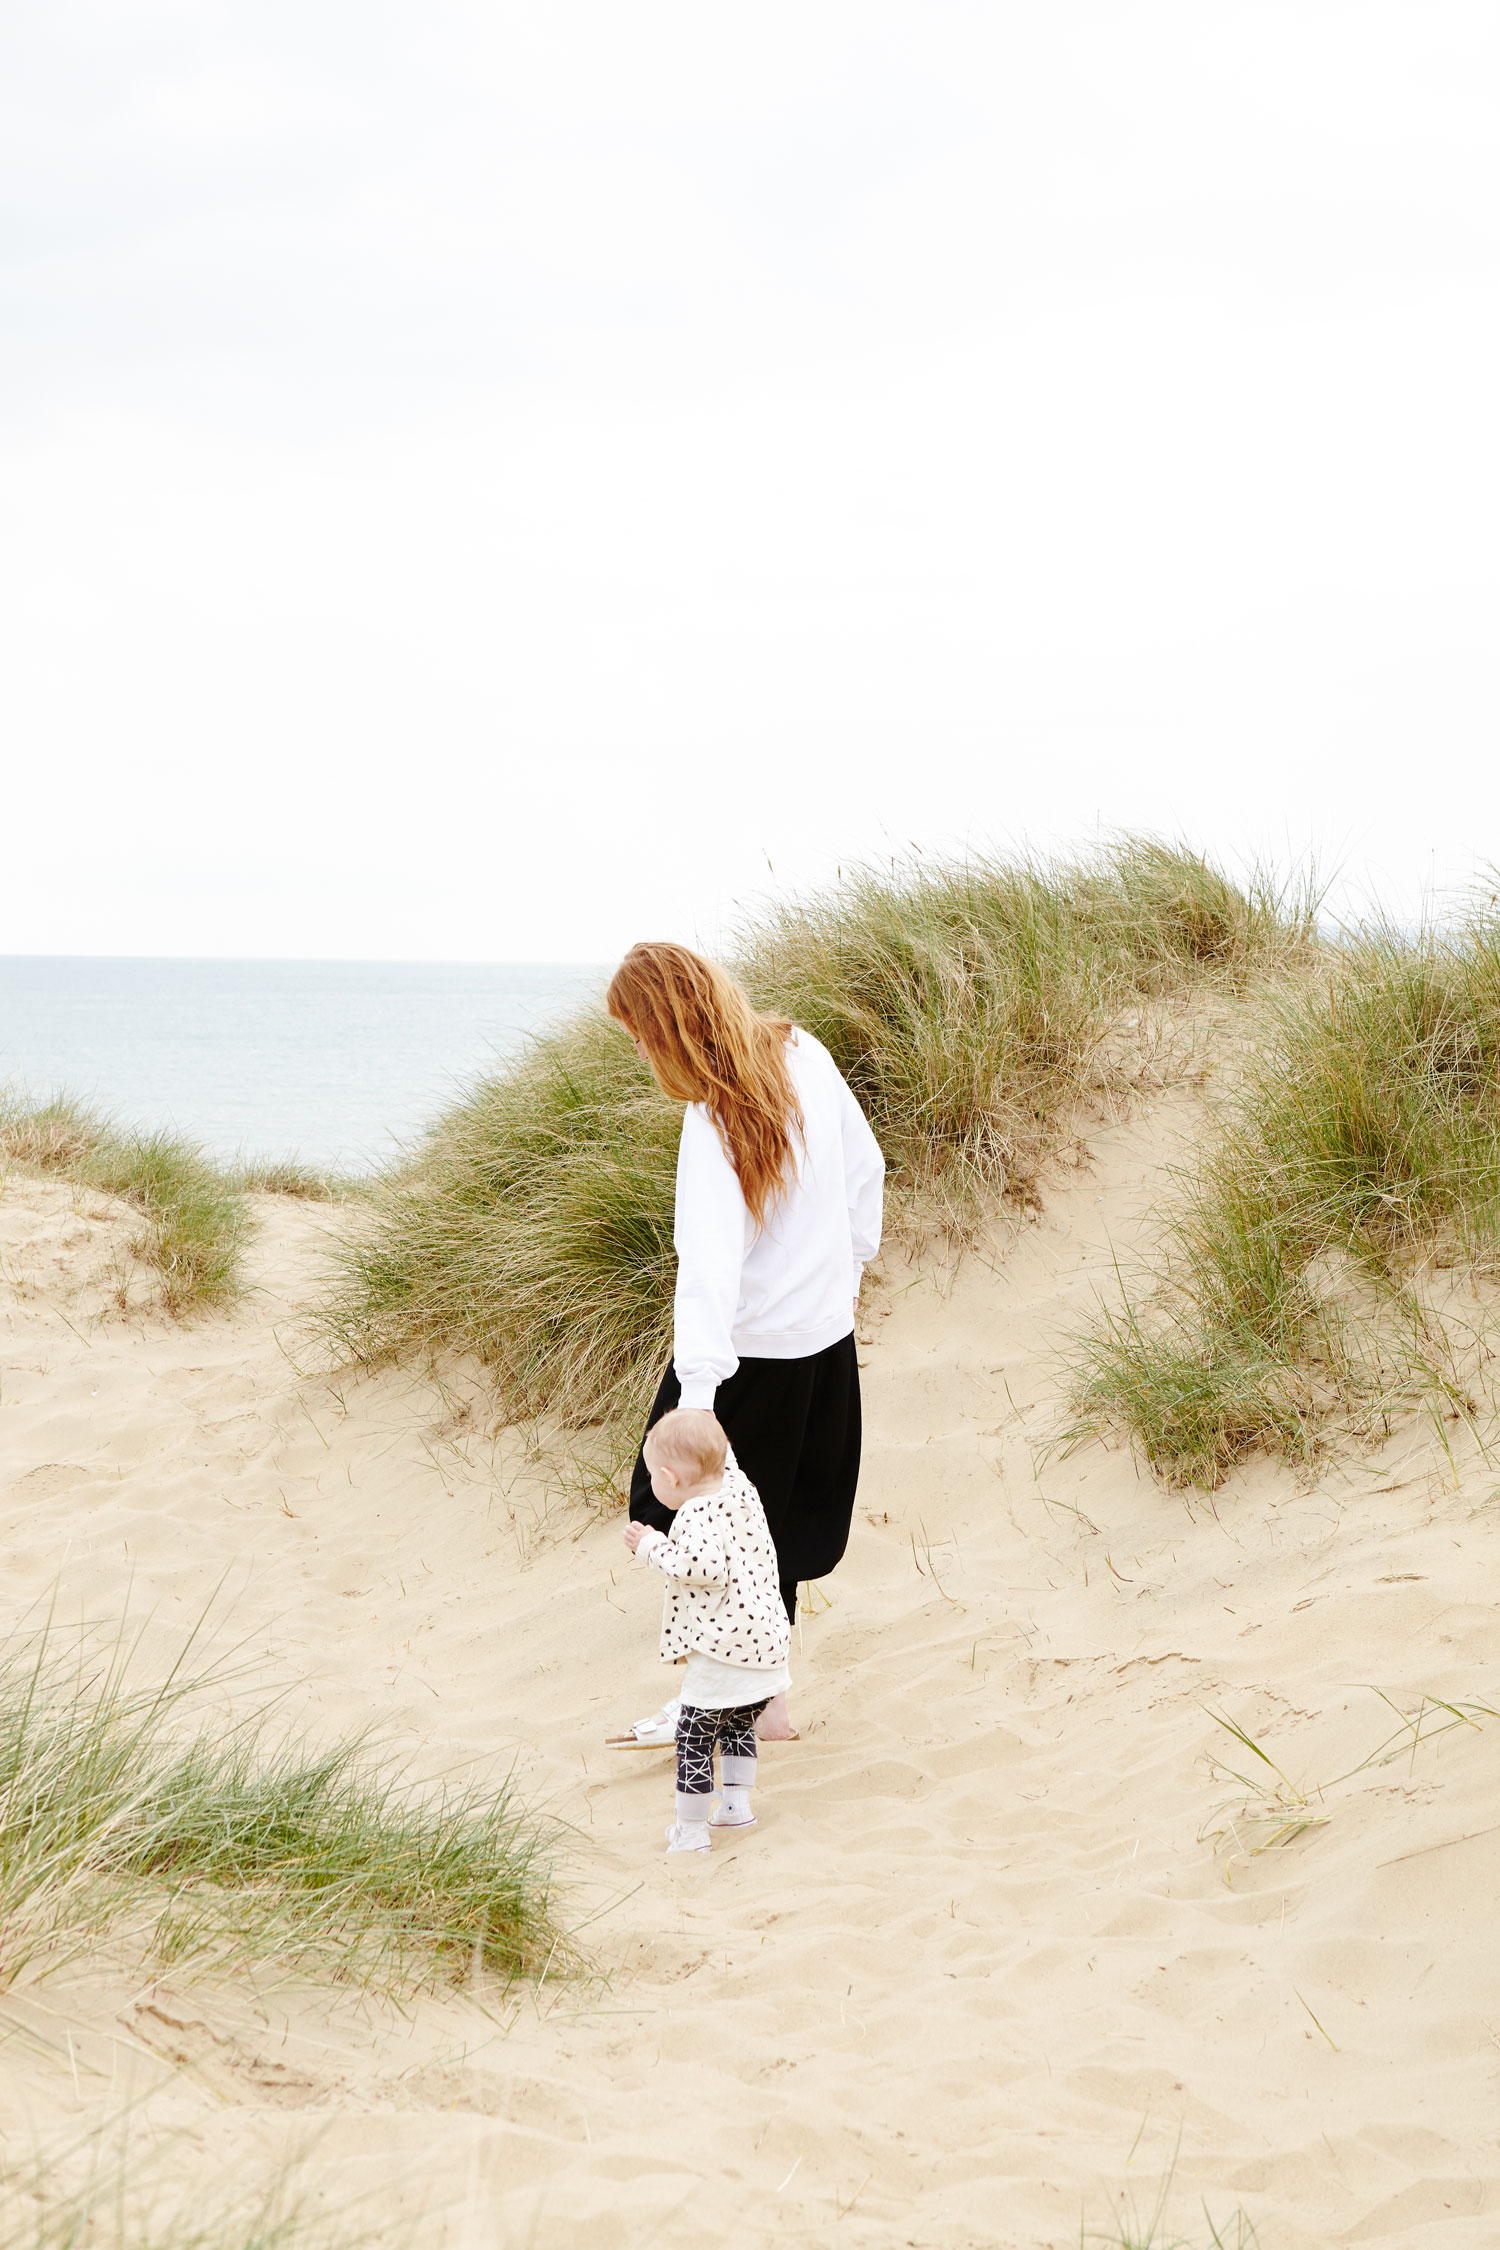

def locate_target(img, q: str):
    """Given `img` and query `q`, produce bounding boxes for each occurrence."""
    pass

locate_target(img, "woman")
[605,941,884,1747]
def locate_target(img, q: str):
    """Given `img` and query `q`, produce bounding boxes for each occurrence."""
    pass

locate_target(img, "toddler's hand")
[622,1522,648,1554]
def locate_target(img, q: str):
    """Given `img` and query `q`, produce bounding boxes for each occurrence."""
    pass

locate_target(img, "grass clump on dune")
[1081,2149,1259,2249]
[0,1091,244,1314]
[319,838,1316,1446]
[232,1156,353,1200]
[0,1614,562,1994]
[741,839,1313,1210]
[2,2150,366,2250]
[318,1012,682,1432]
[1088,2199,1259,2249]
[1073,914,1500,1486]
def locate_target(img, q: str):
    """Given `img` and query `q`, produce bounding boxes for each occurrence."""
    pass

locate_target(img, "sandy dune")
[1,1091,1497,2248]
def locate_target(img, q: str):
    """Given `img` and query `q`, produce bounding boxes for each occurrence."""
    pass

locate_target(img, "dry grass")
[0,1089,354,1307]
[0,1093,244,1314]
[317,1010,681,1448]
[1071,913,1500,1485]
[0,2145,370,2250]
[232,1157,352,1201]
[1083,2165,1260,2249]
[1199,1690,1497,1885]
[0,1611,563,1996]
[741,840,1314,1217]
[318,839,1316,1460]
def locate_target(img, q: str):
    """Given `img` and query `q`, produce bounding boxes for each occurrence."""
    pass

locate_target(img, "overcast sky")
[3,3,1497,959]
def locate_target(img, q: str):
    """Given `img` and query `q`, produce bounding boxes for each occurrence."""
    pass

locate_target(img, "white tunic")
[634,1460,792,1671]
[680,1648,791,1709]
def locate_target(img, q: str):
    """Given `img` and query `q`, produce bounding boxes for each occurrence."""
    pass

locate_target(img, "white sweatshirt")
[673,1028,885,1409]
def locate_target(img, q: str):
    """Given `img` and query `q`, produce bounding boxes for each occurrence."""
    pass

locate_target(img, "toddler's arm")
[633,1521,730,1587]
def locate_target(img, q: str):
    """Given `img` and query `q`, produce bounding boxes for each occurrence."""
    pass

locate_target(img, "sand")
[1,1090,1497,2248]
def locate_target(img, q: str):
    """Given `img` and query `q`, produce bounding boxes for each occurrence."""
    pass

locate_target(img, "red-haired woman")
[604,942,885,1747]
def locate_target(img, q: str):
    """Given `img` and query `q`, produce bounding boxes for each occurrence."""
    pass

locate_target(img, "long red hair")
[607,943,802,1227]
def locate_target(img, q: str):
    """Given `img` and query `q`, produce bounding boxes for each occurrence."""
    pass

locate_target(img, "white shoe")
[606,1697,681,1749]
[708,1804,756,1831]
[665,1822,710,1854]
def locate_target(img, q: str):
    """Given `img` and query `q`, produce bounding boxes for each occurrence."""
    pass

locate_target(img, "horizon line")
[0,953,611,968]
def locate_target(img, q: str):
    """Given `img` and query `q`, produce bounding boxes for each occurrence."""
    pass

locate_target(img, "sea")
[0,959,607,1175]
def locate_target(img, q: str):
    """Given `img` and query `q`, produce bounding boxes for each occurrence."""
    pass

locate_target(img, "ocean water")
[0,959,607,1174]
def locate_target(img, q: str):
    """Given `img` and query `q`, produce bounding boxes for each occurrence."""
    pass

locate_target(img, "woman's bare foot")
[755,1691,798,1741]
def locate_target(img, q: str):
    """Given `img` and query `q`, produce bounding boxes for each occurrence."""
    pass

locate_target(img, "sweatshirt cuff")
[634,1527,667,1561]
[676,1378,718,1409]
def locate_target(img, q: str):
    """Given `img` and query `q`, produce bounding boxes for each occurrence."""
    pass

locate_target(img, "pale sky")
[3,3,1497,959]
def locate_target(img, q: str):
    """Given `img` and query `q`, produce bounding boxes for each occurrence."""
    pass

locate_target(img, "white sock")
[719,1781,752,1818]
[676,1794,712,1831]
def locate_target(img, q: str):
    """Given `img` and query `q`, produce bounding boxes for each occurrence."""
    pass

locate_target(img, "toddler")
[622,1408,791,1853]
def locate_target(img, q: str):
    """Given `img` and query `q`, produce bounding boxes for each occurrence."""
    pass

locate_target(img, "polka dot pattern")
[640,1451,793,1671]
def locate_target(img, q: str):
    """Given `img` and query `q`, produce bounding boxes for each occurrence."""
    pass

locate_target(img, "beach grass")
[1082,2155,1260,2250]
[0,1613,562,1995]
[1071,912,1500,1485]
[1199,1689,1497,1883]
[1090,2210,1259,2249]
[742,839,1315,1212]
[0,1092,244,1314]
[1,2149,368,2250]
[317,1010,681,1439]
[317,839,1316,1451]
[232,1157,353,1201]
[0,1096,342,1307]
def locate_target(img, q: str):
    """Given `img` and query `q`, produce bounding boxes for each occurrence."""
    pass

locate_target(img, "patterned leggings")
[675,1700,770,1800]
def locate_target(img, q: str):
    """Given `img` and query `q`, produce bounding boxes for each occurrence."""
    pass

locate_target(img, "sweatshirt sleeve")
[839,1074,885,1291]
[639,1515,730,1587]
[672,1104,748,1410]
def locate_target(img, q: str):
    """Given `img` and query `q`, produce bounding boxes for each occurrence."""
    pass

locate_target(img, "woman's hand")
[622,1521,648,1554]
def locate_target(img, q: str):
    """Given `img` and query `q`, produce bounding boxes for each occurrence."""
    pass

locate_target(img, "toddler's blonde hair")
[644,1408,728,1488]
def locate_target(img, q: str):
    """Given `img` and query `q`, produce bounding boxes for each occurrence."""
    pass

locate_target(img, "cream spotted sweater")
[634,1457,792,1670]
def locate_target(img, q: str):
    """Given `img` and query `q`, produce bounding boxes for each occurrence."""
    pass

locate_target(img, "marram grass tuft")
[0,1610,563,1995]
[319,837,1316,1454]
[1071,912,1500,1485]
[232,1156,353,1200]
[0,1091,244,1314]
[0,2118,403,2250]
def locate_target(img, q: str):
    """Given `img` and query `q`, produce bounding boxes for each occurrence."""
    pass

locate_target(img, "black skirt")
[628,1330,862,1621]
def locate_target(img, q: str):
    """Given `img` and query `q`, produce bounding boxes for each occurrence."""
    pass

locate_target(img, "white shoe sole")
[605,1722,678,1749]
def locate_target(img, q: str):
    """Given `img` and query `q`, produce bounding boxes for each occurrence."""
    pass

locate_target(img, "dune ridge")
[0,1075,1496,2247]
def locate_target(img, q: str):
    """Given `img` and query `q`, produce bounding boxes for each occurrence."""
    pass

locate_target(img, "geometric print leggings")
[675,1700,771,1800]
